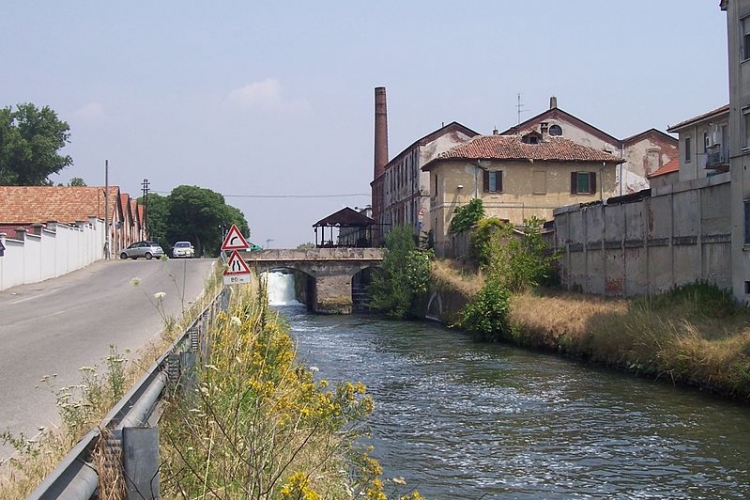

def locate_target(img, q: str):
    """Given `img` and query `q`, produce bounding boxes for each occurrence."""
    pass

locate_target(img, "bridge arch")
[243,248,385,314]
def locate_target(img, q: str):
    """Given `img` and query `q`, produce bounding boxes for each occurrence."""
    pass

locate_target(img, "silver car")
[172,241,195,258]
[120,241,165,260]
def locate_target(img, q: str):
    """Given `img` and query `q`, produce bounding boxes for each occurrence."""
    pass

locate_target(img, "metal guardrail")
[27,286,230,500]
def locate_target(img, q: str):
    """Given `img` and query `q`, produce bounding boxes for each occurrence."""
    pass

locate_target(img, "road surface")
[0,257,216,457]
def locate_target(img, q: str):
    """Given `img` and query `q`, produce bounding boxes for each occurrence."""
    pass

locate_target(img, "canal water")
[266,272,750,499]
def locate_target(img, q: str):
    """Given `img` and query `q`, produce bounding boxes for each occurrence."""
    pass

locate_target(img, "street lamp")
[266,238,274,249]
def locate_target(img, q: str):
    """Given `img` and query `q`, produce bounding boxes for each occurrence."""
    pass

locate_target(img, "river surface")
[267,274,750,499]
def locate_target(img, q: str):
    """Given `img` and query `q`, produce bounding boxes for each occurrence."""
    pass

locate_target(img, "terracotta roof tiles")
[647,158,679,178]
[0,186,122,224]
[424,135,623,170]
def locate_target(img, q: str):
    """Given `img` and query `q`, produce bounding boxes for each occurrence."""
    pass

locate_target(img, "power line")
[153,191,369,199]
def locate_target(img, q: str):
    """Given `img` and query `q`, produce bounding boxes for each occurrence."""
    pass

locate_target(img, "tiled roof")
[0,186,122,224]
[647,158,679,178]
[667,104,729,132]
[314,207,374,227]
[424,135,623,170]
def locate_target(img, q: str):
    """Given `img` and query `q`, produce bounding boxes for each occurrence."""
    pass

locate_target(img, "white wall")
[0,217,107,291]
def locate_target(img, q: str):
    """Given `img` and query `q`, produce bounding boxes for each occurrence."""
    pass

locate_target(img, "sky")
[0,2,729,249]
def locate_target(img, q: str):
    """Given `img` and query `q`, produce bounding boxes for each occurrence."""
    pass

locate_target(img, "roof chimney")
[374,87,389,181]
[550,95,558,109]
[540,121,549,141]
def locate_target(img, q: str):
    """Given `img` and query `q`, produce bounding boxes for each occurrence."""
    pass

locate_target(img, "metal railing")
[27,286,230,500]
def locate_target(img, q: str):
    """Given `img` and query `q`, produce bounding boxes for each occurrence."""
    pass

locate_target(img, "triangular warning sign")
[221,225,250,251]
[224,250,252,275]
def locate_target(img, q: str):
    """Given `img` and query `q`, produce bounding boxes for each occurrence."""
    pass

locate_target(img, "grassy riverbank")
[433,260,750,401]
[159,281,425,499]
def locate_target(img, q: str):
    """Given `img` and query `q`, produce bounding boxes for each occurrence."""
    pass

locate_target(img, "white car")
[172,241,195,258]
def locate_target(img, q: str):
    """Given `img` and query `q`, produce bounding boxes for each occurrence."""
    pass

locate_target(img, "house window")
[549,124,563,136]
[685,137,692,163]
[743,17,750,60]
[483,170,503,193]
[570,171,597,195]
[704,132,709,153]
[744,108,750,149]
[745,200,750,245]
[434,174,439,197]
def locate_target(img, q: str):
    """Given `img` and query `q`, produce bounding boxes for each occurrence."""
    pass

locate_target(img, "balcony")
[706,144,729,170]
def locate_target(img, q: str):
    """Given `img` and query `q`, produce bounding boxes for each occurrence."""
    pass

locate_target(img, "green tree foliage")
[449,198,485,234]
[0,103,72,185]
[296,242,315,250]
[368,225,432,319]
[143,186,250,257]
[68,177,86,187]
[140,193,171,245]
[458,279,512,342]
[470,216,557,292]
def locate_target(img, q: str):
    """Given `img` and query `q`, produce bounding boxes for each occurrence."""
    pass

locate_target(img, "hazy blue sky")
[1,2,728,248]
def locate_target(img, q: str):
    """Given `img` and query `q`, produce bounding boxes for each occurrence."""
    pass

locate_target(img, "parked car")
[119,241,165,260]
[172,241,195,258]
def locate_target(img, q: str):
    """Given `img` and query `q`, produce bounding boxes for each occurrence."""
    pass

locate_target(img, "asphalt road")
[0,257,216,457]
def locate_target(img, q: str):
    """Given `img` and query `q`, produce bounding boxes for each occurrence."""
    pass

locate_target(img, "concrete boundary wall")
[0,218,106,291]
[554,173,731,296]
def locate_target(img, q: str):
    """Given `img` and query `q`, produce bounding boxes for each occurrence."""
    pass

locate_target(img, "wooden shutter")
[590,172,597,194]
[483,170,490,193]
[570,172,577,194]
[497,171,503,192]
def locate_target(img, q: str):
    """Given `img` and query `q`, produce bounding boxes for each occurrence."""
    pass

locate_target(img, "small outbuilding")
[312,207,375,248]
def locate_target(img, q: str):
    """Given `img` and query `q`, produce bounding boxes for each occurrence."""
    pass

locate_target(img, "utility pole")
[141,178,150,239]
[105,160,110,259]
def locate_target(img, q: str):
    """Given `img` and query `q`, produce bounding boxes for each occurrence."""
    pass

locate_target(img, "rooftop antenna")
[516,93,528,127]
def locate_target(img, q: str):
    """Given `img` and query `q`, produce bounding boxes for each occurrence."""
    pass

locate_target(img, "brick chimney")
[374,87,389,181]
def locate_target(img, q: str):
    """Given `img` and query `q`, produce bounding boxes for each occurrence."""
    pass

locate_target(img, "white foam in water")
[265,271,303,306]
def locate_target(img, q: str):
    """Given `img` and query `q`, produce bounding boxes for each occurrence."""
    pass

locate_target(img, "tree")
[140,193,171,245]
[165,185,249,257]
[470,216,558,292]
[69,177,86,187]
[368,225,432,319]
[0,103,72,185]
[449,198,484,234]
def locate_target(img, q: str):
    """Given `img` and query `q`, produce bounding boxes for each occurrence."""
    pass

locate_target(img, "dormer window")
[522,133,541,144]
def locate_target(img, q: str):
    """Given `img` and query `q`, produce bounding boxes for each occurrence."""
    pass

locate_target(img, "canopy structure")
[312,207,375,248]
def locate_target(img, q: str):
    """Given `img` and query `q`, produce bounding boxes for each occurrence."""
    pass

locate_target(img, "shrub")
[470,216,557,292]
[449,198,485,234]
[458,280,512,342]
[369,226,433,319]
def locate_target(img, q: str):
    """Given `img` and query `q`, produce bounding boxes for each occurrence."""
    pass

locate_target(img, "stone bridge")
[242,247,385,314]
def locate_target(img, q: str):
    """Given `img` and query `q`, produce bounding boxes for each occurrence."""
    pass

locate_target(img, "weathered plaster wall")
[555,173,731,296]
[622,133,678,193]
[429,159,617,257]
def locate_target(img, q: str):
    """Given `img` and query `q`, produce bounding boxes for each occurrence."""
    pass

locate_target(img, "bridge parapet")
[243,247,385,262]
[241,247,385,314]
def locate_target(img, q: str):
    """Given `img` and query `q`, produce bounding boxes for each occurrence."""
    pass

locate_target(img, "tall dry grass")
[434,259,750,400]
[509,287,750,399]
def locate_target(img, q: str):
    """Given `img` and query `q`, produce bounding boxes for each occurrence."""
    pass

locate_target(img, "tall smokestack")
[374,87,389,180]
